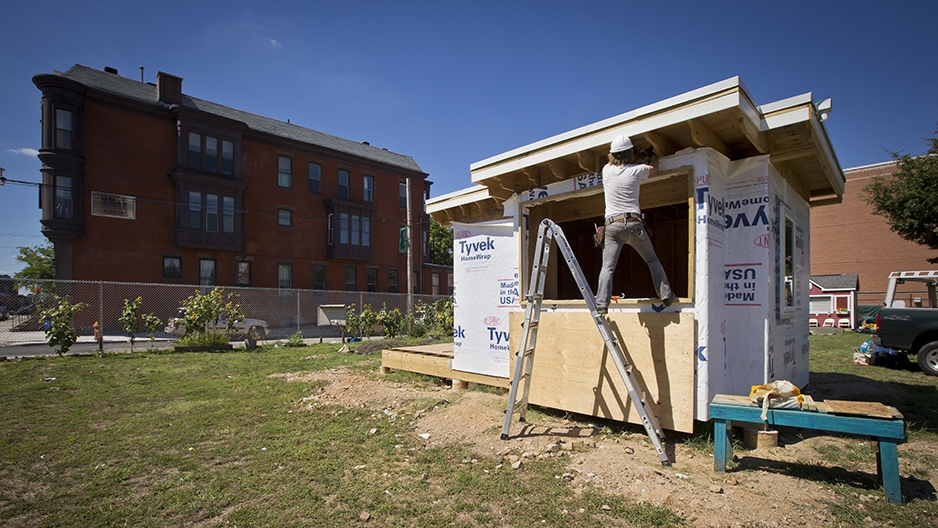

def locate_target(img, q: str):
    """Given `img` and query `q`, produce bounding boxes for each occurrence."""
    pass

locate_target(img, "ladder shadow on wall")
[594,314,680,433]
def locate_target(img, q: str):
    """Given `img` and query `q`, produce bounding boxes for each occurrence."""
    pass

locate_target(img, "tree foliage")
[39,295,87,356]
[429,220,453,266]
[864,126,938,263]
[14,243,55,281]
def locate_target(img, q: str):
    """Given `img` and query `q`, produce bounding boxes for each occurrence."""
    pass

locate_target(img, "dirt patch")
[278,367,938,526]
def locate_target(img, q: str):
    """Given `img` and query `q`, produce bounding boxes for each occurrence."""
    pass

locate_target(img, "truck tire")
[917,341,938,377]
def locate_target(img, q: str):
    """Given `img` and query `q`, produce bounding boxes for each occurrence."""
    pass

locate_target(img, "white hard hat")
[610,135,633,153]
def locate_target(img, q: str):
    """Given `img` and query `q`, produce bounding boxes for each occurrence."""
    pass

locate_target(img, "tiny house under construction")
[426,77,844,433]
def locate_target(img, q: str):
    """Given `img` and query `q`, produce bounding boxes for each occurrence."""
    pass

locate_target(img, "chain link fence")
[0,279,447,355]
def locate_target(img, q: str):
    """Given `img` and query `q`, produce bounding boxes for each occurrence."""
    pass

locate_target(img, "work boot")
[661,293,677,307]
[596,306,608,315]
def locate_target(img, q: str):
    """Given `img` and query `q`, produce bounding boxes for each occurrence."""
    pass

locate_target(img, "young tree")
[429,220,453,266]
[864,126,938,263]
[39,295,87,356]
[14,243,55,281]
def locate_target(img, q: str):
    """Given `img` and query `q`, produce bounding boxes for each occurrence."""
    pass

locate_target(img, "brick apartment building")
[33,64,452,295]
[810,160,935,304]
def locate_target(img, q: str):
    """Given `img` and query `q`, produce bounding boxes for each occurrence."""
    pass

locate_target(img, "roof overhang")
[430,76,844,225]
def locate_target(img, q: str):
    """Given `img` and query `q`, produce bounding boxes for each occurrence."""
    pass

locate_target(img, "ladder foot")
[500,433,510,441]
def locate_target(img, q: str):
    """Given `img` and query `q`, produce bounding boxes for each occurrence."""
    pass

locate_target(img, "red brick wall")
[810,161,935,303]
[68,99,432,292]
[71,100,176,282]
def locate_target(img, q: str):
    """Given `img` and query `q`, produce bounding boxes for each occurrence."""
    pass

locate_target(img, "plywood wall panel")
[508,310,696,432]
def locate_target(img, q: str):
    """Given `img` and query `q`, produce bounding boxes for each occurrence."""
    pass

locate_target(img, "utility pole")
[406,177,414,316]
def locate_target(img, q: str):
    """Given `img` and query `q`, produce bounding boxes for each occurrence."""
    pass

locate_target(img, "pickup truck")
[872,271,938,376]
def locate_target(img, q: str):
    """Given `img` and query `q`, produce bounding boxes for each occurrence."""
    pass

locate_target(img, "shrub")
[142,312,163,347]
[286,331,305,347]
[345,304,361,338]
[376,304,403,338]
[119,297,143,352]
[181,288,243,339]
[359,304,376,338]
[39,295,87,356]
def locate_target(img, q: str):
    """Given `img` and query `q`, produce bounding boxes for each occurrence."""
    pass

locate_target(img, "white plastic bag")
[749,380,803,421]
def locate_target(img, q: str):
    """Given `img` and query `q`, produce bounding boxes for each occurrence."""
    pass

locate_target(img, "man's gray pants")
[595,220,673,311]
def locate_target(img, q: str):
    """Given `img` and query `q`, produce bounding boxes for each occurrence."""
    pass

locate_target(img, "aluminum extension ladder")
[499,218,671,466]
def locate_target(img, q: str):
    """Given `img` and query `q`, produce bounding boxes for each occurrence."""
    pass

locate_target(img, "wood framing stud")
[548,159,578,181]
[770,146,815,164]
[688,119,733,159]
[738,116,767,154]
[577,151,598,173]
[643,131,682,157]
[522,166,541,188]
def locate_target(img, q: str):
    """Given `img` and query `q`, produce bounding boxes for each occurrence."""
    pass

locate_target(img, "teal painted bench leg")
[876,439,902,504]
[713,419,732,472]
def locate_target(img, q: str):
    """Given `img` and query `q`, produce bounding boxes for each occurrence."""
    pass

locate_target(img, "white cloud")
[268,39,283,49]
[7,148,39,157]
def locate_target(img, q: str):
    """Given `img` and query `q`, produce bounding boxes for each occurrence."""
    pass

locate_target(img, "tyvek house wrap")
[449,147,811,424]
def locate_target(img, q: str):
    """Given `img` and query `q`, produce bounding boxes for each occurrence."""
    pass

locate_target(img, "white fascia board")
[759,92,813,115]
[427,184,488,205]
[735,79,766,132]
[809,117,846,195]
[470,86,745,184]
[471,78,743,171]
[427,185,493,214]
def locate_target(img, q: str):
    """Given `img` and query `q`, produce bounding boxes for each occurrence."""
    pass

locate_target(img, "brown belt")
[605,213,642,226]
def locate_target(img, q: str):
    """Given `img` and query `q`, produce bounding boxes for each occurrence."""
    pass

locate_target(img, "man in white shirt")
[595,135,676,314]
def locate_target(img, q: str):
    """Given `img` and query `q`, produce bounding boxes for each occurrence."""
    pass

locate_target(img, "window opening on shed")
[523,169,692,303]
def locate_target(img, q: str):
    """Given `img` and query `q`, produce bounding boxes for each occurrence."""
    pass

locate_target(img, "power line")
[0,177,442,227]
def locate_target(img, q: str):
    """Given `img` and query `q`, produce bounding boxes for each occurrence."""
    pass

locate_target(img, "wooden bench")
[709,394,905,504]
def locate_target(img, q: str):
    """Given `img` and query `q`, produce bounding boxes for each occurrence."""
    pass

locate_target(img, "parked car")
[164,308,269,338]
[872,271,938,376]
[0,305,8,321]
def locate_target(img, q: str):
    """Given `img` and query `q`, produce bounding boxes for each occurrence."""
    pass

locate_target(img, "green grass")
[794,332,938,527]
[1,332,936,527]
[0,343,680,527]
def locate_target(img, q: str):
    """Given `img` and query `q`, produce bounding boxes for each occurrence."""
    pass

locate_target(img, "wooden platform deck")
[381,343,510,388]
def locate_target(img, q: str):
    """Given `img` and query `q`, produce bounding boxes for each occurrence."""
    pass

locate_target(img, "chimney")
[157,71,183,104]
[104,66,118,75]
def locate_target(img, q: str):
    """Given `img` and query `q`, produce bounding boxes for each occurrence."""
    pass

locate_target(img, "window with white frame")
[784,216,795,309]
[338,169,350,199]
[199,259,216,286]
[55,108,73,150]
[363,175,374,203]
[206,193,219,232]
[278,263,292,289]
[309,162,321,194]
[237,261,251,286]
[278,208,292,227]
[54,176,74,220]
[188,191,202,229]
[163,257,182,279]
[809,296,832,313]
[221,140,234,175]
[278,156,292,188]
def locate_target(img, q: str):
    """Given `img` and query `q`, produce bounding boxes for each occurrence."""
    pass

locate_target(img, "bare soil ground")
[275,366,938,527]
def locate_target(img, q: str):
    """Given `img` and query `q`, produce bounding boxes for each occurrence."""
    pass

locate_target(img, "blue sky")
[1,1,936,275]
